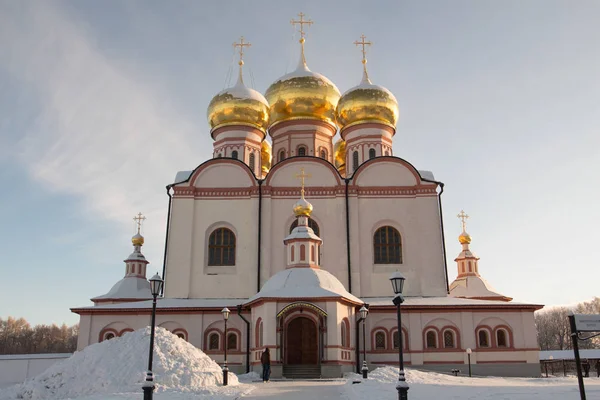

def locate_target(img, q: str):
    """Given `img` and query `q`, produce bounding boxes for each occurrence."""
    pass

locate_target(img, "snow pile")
[1,327,239,400]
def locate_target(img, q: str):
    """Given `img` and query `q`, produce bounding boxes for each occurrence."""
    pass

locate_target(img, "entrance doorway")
[286,317,318,365]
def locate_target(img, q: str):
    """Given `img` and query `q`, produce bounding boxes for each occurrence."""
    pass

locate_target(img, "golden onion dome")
[132,233,144,246]
[261,140,272,174]
[265,49,341,130]
[459,231,472,245]
[207,68,270,136]
[293,197,313,217]
[336,69,399,133]
[333,138,346,169]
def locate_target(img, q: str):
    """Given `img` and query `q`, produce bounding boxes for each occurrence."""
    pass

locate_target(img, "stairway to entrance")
[283,364,321,379]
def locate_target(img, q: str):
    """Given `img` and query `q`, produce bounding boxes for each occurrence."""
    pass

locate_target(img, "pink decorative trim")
[371,327,389,350]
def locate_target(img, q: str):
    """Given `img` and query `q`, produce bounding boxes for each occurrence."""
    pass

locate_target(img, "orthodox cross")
[290,12,313,39]
[354,34,372,63]
[133,212,146,234]
[457,210,469,232]
[233,36,251,66]
[295,167,312,198]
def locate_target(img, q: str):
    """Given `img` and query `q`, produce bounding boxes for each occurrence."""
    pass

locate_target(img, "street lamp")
[142,273,164,400]
[221,307,231,386]
[466,348,472,377]
[390,272,409,400]
[359,305,369,379]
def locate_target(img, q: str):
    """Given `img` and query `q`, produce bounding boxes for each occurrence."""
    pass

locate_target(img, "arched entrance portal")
[286,317,318,365]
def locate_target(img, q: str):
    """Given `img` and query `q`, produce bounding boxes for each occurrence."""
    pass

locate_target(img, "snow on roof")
[74,297,246,311]
[91,277,152,301]
[540,349,600,360]
[1,327,240,399]
[174,170,192,183]
[362,296,537,307]
[248,268,362,304]
[215,78,268,104]
[449,275,510,301]
[418,170,436,181]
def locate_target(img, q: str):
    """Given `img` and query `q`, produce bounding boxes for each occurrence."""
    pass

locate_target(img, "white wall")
[0,354,71,387]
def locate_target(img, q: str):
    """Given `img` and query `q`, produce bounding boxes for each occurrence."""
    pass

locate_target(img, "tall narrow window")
[385,150,390,156]
[231,150,238,159]
[290,218,320,237]
[208,228,236,266]
[341,322,347,347]
[497,330,508,347]
[444,330,455,348]
[352,151,359,172]
[249,152,256,173]
[426,331,437,348]
[375,331,386,349]
[320,149,326,159]
[393,330,400,349]
[259,321,263,347]
[373,226,402,264]
[298,146,306,156]
[369,148,376,159]
[209,333,219,350]
[478,330,490,347]
[227,332,237,350]
[278,150,285,162]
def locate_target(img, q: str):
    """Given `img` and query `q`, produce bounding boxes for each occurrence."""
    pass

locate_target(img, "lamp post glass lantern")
[466,348,472,377]
[143,273,164,400]
[221,307,231,386]
[389,272,408,400]
[359,305,369,379]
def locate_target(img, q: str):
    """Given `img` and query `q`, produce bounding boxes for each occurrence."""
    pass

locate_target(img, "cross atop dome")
[457,210,472,245]
[291,12,313,67]
[233,36,251,83]
[133,212,146,234]
[132,213,146,246]
[354,34,372,82]
[293,168,313,217]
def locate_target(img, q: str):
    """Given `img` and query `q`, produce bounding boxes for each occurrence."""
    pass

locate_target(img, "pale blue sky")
[0,1,599,326]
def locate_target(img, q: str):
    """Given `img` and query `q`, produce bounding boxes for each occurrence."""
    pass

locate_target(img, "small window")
[249,153,256,173]
[320,149,326,159]
[217,153,222,158]
[209,333,219,350]
[298,146,306,156]
[478,330,490,347]
[105,332,115,341]
[278,150,285,162]
[227,333,237,350]
[497,330,508,347]
[385,151,390,156]
[375,331,386,350]
[231,150,238,159]
[444,330,455,348]
[208,228,236,266]
[341,322,347,347]
[426,331,437,349]
[290,217,320,237]
[373,226,402,264]
[369,148,376,159]
[259,321,263,347]
[352,151,359,172]
[176,333,185,339]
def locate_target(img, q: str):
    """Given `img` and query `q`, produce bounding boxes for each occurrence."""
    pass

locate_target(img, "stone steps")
[283,364,321,379]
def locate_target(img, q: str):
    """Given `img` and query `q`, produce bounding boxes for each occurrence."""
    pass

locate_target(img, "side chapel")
[72,15,542,378]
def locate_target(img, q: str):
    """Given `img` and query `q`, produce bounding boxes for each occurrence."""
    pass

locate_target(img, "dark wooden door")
[286,317,318,365]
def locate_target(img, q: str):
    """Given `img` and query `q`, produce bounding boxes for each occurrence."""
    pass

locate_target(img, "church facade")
[71,19,542,378]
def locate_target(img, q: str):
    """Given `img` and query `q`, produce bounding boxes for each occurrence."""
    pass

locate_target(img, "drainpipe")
[257,180,263,293]
[160,185,174,295]
[345,179,352,293]
[237,305,250,373]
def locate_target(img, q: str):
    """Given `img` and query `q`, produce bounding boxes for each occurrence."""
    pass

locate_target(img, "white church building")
[71,19,542,378]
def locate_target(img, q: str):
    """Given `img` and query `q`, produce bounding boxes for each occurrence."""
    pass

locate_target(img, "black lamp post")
[466,348,472,377]
[359,305,369,379]
[390,272,409,400]
[221,307,231,386]
[142,273,164,400]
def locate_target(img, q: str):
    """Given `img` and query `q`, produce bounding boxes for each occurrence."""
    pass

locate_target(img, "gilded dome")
[459,232,472,245]
[336,71,399,132]
[333,139,346,169]
[293,197,313,217]
[207,72,269,136]
[132,233,144,246]
[265,54,341,130]
[261,140,272,174]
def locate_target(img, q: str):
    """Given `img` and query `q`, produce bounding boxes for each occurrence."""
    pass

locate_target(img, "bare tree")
[0,317,78,355]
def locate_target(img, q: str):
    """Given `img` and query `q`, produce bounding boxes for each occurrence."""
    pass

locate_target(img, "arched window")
[443,330,455,348]
[290,218,320,237]
[478,330,490,348]
[249,152,256,173]
[208,228,236,266]
[176,333,185,339]
[375,331,386,350]
[373,226,402,264]
[259,321,263,347]
[393,330,405,350]
[369,148,376,159]
[352,151,359,172]
[496,329,508,347]
[320,149,326,159]
[385,150,390,156]
[231,150,238,159]
[278,150,285,162]
[298,146,307,156]
[217,153,222,158]
[105,332,115,341]
[426,331,437,348]
[173,329,187,341]
[209,333,219,350]
[341,322,347,347]
[227,332,237,350]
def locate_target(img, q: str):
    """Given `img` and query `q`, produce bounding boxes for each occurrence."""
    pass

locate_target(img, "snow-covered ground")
[344,367,600,400]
